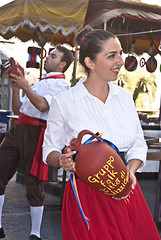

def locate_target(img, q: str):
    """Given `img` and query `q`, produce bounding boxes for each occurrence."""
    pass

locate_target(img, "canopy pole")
[71,48,78,87]
[38,33,47,79]
[39,46,44,79]
[104,22,106,30]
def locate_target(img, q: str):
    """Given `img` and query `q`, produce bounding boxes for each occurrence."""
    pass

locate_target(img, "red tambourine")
[125,55,137,72]
[7,57,24,77]
[146,56,157,73]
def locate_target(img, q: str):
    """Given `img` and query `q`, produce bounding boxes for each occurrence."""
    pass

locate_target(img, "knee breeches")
[0,125,45,206]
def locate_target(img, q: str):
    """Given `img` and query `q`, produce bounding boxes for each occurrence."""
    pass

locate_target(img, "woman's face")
[91,37,124,82]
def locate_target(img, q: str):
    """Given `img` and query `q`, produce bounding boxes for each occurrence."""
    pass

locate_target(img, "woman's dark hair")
[75,27,116,73]
[56,45,73,73]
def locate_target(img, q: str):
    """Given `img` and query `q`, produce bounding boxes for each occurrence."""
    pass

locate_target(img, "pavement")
[1,172,161,240]
[2,174,62,240]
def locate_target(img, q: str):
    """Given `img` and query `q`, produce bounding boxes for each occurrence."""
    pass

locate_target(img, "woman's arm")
[127,158,143,190]
[46,148,76,171]
[127,158,143,174]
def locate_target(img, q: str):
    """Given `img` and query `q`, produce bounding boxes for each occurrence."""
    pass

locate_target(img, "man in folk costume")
[0,45,73,240]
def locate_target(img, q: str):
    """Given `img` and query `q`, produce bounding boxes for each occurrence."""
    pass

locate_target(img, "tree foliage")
[117,68,157,110]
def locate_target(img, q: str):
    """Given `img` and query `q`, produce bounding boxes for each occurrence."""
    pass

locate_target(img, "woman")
[43,28,160,240]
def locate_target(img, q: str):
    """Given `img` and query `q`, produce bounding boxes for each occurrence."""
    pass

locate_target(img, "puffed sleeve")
[43,96,66,163]
[43,80,69,106]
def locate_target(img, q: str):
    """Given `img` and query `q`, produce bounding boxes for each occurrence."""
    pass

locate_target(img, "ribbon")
[124,189,143,232]
[83,132,120,154]
[39,73,65,80]
[29,125,48,181]
[70,171,90,230]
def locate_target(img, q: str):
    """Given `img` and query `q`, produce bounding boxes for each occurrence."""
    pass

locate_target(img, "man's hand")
[8,69,29,91]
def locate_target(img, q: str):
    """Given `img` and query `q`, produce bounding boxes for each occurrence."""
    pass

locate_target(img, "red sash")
[39,73,65,80]
[16,113,48,182]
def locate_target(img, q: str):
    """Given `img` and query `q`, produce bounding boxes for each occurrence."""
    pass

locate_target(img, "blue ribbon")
[70,171,90,230]
[83,132,120,154]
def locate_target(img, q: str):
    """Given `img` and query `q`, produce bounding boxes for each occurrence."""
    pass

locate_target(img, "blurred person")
[43,28,160,240]
[0,45,73,240]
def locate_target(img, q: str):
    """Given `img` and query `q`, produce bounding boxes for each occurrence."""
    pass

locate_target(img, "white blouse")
[19,72,70,120]
[43,79,147,171]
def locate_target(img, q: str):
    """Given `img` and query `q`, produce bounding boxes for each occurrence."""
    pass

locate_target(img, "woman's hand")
[129,170,136,190]
[112,170,136,201]
[58,147,76,171]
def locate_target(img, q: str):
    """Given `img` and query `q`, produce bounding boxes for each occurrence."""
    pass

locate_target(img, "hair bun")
[75,26,93,46]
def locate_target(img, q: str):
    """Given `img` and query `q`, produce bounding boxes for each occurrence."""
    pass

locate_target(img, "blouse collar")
[73,78,119,102]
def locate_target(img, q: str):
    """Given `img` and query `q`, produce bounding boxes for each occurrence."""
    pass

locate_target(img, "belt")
[119,151,126,165]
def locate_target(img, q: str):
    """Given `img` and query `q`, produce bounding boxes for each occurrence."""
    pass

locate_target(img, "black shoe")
[0,228,5,238]
[29,235,41,240]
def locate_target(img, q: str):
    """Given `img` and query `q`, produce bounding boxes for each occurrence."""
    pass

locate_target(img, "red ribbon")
[30,125,48,181]
[124,189,143,232]
[39,73,65,80]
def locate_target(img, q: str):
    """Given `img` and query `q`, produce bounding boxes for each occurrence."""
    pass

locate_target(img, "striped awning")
[85,0,161,55]
[0,0,89,46]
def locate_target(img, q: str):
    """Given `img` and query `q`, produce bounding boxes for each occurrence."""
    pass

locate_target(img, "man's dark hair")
[56,45,73,73]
